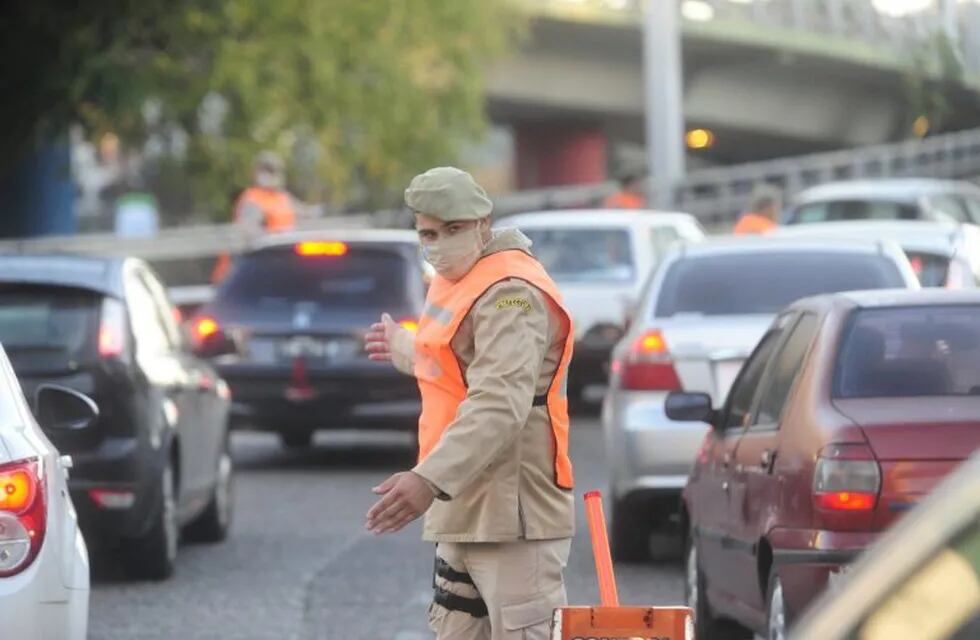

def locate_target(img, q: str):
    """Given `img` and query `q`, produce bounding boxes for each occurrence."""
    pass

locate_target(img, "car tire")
[766,569,789,640]
[610,496,651,562]
[686,538,754,640]
[183,438,234,543]
[123,458,178,581]
[279,430,313,449]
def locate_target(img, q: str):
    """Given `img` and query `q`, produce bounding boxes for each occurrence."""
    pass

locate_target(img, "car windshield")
[522,228,634,283]
[654,252,905,318]
[788,199,920,224]
[0,286,101,371]
[219,245,412,308]
[835,305,980,398]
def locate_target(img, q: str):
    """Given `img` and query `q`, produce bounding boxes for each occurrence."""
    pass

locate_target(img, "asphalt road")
[88,416,684,640]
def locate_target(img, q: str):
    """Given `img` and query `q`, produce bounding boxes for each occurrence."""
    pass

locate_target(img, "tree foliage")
[3,1,521,218]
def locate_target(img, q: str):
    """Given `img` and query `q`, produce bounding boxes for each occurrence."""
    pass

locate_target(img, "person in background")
[733,184,782,235]
[602,172,646,209]
[211,151,299,282]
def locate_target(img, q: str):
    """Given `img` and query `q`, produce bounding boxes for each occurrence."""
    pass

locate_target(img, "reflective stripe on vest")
[414,250,575,490]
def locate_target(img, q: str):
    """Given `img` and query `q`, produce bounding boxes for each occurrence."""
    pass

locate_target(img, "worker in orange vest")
[211,151,298,282]
[364,167,575,640]
[602,172,646,209]
[733,184,782,235]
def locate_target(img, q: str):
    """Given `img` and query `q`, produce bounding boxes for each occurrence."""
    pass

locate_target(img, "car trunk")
[657,315,772,403]
[560,284,638,340]
[833,397,980,530]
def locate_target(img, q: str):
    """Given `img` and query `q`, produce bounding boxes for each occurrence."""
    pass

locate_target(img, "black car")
[0,254,235,579]
[193,230,426,448]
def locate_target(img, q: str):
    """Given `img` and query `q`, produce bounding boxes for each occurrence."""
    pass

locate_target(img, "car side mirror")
[193,328,239,359]
[35,385,99,431]
[664,392,716,426]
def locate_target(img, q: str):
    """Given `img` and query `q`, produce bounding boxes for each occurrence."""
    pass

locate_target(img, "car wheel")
[279,430,313,449]
[687,538,753,640]
[183,438,234,543]
[766,570,788,640]
[610,496,651,562]
[123,458,178,580]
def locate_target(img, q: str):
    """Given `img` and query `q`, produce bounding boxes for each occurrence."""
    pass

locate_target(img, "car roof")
[0,253,127,298]
[250,228,420,252]
[792,288,980,313]
[500,210,699,230]
[772,220,961,255]
[676,235,891,258]
[794,179,980,205]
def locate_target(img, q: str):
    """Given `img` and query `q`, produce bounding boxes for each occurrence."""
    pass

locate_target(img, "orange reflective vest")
[733,213,777,235]
[211,187,298,283]
[602,191,645,209]
[235,187,296,231]
[415,250,575,490]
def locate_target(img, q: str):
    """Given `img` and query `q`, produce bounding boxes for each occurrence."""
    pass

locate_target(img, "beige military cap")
[404,167,493,221]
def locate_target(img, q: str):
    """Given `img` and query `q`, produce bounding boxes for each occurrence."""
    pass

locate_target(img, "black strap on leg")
[433,586,489,618]
[435,556,476,586]
[532,393,548,407]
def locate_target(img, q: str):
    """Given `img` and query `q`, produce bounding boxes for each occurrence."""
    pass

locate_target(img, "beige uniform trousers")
[429,539,571,640]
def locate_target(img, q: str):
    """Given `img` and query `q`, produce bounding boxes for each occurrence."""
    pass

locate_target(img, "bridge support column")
[514,124,607,189]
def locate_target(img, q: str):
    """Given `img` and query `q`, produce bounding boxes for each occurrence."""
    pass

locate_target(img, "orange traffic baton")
[551,491,694,639]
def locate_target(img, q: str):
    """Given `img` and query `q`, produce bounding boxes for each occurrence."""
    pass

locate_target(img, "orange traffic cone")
[551,491,694,639]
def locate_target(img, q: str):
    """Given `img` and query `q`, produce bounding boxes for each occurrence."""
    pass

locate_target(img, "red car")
[666,289,980,640]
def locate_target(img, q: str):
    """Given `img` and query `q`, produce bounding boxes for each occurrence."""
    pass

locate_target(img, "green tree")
[3,1,521,220]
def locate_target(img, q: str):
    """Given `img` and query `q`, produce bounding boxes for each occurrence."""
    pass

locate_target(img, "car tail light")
[194,317,220,343]
[98,298,128,359]
[813,444,880,513]
[616,330,681,391]
[295,241,348,257]
[0,459,46,577]
[399,318,419,333]
[89,489,136,510]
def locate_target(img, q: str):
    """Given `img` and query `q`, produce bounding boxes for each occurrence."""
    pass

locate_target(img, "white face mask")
[422,226,486,281]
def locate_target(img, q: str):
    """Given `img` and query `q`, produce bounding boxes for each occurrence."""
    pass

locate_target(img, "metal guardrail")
[494,126,980,228]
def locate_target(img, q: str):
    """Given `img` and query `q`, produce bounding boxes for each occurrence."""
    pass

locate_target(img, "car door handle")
[760,449,774,470]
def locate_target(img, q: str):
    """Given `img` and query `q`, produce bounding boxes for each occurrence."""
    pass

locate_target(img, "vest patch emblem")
[495,297,531,313]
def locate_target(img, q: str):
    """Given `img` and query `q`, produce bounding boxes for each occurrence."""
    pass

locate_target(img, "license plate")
[281,337,358,363]
[713,359,744,403]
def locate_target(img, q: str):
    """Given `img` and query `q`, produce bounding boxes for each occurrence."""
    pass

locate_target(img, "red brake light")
[195,317,220,341]
[616,330,681,391]
[399,319,419,333]
[0,459,46,578]
[909,256,924,276]
[815,491,876,511]
[295,241,348,257]
[99,298,127,358]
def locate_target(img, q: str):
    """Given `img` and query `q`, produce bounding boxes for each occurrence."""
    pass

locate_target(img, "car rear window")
[835,305,980,398]
[906,251,951,288]
[521,228,634,283]
[788,200,920,224]
[218,245,413,308]
[654,252,905,317]
[0,286,101,370]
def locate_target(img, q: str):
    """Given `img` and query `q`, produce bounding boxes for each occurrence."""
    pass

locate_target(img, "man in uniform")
[364,166,576,640]
[733,183,782,235]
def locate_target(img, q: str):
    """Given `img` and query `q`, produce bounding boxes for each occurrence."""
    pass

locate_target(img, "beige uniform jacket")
[390,229,575,543]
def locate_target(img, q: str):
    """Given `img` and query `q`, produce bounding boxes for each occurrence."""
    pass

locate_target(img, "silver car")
[601,237,921,561]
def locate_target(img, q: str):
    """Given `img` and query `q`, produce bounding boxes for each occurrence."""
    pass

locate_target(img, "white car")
[774,219,980,288]
[0,345,91,640]
[499,210,705,402]
[601,237,920,561]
